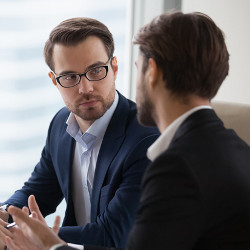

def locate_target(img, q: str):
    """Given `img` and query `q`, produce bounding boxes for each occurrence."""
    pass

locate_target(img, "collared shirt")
[147,105,212,161]
[66,91,119,226]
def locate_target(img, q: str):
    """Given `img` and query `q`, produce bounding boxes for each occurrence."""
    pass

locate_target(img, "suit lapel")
[57,129,77,226]
[91,92,130,221]
[57,128,75,203]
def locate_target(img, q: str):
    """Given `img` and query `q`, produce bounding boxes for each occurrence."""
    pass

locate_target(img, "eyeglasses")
[51,58,111,88]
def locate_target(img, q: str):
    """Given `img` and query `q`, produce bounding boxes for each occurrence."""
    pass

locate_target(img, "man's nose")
[78,76,94,94]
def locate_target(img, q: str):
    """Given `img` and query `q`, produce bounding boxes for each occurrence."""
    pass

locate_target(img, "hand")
[4,206,41,250]
[0,198,41,250]
[0,208,9,223]
[5,196,65,250]
[0,195,45,250]
[5,226,41,250]
[0,219,11,250]
[0,204,10,249]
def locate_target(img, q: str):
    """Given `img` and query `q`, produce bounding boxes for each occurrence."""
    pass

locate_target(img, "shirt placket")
[80,133,96,222]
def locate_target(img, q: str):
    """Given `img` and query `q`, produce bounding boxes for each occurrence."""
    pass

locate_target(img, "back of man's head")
[133,11,229,100]
[44,17,114,72]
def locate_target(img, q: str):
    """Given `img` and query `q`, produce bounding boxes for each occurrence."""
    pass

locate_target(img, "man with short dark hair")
[2,11,250,250]
[128,11,250,249]
[0,17,159,249]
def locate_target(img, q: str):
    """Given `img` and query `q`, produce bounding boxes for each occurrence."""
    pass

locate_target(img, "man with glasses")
[0,17,159,249]
[3,10,250,250]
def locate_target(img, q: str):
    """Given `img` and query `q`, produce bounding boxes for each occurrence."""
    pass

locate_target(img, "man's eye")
[89,67,103,76]
[62,75,77,81]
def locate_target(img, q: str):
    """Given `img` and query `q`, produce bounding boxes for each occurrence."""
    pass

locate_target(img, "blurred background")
[0,0,249,225]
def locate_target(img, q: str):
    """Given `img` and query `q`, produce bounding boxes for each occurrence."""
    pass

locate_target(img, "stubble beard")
[137,80,156,127]
[68,89,115,122]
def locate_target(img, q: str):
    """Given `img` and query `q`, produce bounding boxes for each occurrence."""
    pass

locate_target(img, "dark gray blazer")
[127,109,250,249]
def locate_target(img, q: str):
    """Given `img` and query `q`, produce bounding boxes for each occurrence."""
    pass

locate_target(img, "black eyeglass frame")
[51,58,111,88]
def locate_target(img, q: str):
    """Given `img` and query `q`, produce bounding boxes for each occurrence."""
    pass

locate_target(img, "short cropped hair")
[44,17,114,71]
[133,11,229,99]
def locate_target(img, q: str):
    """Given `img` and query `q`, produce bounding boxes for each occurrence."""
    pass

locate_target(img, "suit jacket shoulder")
[127,109,250,249]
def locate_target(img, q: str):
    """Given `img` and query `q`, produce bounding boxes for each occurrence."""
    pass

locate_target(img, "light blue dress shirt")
[66,92,119,226]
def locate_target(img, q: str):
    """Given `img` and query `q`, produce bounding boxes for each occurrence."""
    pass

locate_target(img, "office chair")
[211,101,250,145]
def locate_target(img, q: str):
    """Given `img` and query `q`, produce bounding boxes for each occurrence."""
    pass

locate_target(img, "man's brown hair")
[133,11,229,99]
[44,17,114,71]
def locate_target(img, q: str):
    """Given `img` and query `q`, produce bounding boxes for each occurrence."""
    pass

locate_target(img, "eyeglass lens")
[58,66,108,88]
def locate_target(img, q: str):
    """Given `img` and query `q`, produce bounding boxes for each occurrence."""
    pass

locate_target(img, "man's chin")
[74,107,107,122]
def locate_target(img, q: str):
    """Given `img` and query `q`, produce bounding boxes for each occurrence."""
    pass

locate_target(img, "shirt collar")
[66,91,119,140]
[147,105,211,161]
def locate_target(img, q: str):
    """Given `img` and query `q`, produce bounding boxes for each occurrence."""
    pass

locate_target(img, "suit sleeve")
[126,153,204,250]
[59,135,158,248]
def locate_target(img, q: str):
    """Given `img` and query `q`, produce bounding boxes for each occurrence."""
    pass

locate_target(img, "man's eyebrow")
[85,60,107,72]
[58,60,108,76]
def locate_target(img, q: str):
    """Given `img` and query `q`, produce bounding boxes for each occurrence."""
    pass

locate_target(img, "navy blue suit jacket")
[4,92,159,248]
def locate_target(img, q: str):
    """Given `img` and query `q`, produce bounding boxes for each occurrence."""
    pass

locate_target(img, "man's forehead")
[53,35,105,49]
[52,39,108,61]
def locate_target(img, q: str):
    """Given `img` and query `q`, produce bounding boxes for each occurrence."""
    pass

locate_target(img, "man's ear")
[48,72,57,86]
[146,58,159,89]
[111,56,118,79]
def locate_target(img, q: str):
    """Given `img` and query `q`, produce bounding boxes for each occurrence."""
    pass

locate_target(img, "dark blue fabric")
[4,91,159,248]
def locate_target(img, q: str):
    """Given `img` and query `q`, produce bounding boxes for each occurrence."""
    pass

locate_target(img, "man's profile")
[127,10,250,249]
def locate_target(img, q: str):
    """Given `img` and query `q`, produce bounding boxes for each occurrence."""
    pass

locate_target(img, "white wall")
[182,0,250,104]
[129,0,165,101]
[129,0,250,104]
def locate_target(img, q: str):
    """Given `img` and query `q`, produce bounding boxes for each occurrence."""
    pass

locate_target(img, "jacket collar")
[170,108,223,147]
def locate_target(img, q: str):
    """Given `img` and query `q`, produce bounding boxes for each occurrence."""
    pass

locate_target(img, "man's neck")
[156,94,210,133]
[75,115,95,134]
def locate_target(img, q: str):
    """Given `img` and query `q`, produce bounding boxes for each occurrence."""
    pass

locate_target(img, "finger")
[52,216,61,234]
[5,236,19,250]
[8,206,42,235]
[0,218,8,227]
[0,226,11,236]
[31,211,38,219]
[0,224,12,244]
[22,206,29,215]
[7,206,30,230]
[28,195,45,223]
[8,227,31,250]
[0,211,9,222]
[8,225,21,234]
